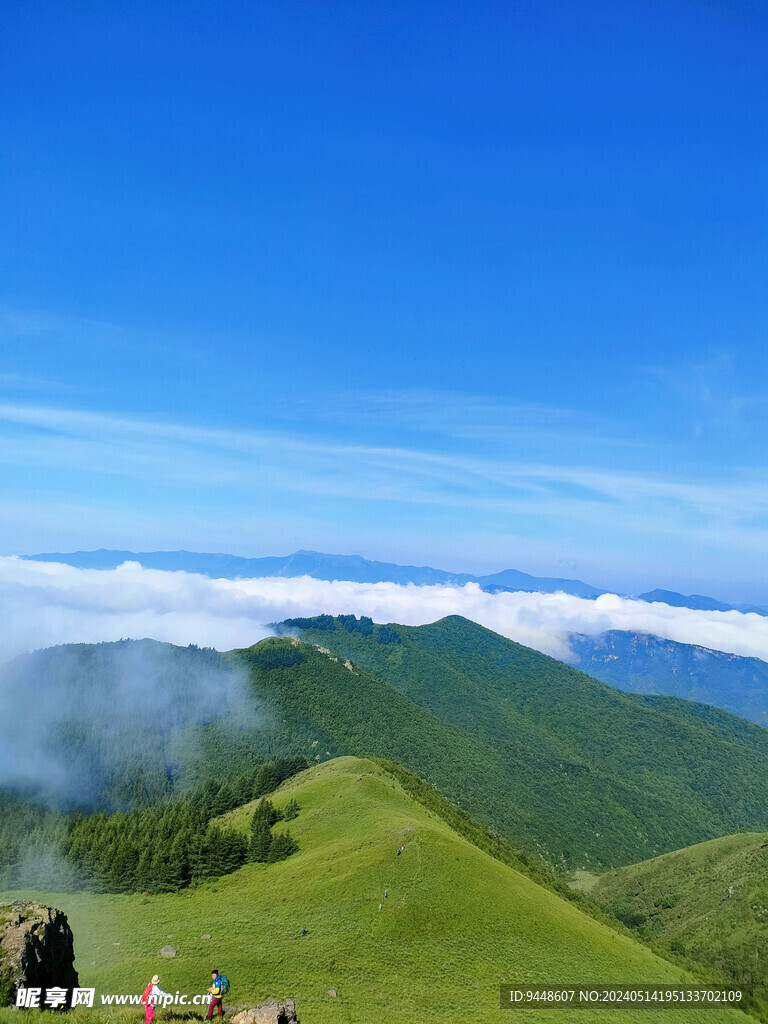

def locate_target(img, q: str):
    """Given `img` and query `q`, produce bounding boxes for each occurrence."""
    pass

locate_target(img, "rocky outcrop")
[231,999,299,1024]
[0,901,78,1005]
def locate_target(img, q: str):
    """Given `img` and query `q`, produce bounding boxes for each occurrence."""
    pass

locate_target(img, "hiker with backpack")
[141,975,168,1024]
[206,970,229,1019]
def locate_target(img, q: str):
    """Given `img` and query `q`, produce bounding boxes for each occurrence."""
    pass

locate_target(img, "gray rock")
[0,901,78,1006]
[327,989,337,997]
[159,945,177,957]
[231,999,299,1023]
[201,933,212,940]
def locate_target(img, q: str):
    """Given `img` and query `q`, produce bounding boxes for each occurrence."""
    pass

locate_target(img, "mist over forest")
[0,639,257,809]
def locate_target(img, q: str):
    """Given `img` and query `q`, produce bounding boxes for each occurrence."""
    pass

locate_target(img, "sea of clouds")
[2,556,768,665]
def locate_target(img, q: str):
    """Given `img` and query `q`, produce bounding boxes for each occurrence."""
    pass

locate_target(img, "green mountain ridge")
[273,614,768,869]
[2,619,766,1020]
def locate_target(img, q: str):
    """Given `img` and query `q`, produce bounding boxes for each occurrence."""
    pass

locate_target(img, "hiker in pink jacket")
[141,975,168,1024]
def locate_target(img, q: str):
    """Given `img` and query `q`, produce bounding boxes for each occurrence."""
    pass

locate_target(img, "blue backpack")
[218,975,230,996]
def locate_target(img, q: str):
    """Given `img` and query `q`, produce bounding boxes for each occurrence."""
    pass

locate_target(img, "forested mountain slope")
[275,615,768,869]
[3,622,768,874]
[568,630,768,727]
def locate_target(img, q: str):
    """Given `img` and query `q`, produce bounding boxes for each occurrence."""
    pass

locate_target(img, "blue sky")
[1,0,767,600]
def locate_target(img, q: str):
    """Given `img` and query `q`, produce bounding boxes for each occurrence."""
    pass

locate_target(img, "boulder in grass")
[159,945,177,957]
[231,999,299,1023]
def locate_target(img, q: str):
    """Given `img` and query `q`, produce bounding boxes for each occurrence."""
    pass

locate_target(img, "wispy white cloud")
[0,305,201,362]
[1,401,767,556]
[0,370,78,393]
[298,387,647,450]
[646,354,768,441]
[2,558,768,666]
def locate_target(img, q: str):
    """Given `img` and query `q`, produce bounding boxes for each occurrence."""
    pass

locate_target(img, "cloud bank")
[2,557,768,665]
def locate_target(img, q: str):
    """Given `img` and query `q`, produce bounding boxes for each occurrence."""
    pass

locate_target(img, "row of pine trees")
[249,797,299,862]
[0,756,306,893]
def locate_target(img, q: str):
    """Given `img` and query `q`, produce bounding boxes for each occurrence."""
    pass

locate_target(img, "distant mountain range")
[20,548,607,598]
[568,630,768,727]
[636,588,768,615]
[20,547,766,611]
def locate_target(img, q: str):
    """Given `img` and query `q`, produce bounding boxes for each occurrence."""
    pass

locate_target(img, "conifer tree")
[267,830,298,862]
[168,832,191,888]
[211,782,236,816]
[249,817,272,862]
[135,848,153,890]
[233,772,253,807]
[253,764,279,798]
[204,824,227,875]
[252,797,281,826]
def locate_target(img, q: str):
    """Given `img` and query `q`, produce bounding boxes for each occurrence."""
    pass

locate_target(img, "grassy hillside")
[272,615,768,869]
[591,832,768,1017]
[0,758,749,1024]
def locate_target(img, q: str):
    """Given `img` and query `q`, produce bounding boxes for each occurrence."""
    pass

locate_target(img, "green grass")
[591,832,768,1018]
[568,869,602,893]
[0,758,751,1024]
